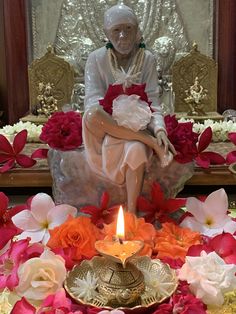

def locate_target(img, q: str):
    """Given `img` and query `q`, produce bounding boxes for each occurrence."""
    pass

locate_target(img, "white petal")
[223,220,236,234]
[31,193,55,223]
[47,204,77,229]
[180,216,206,233]
[12,210,41,231]
[17,229,46,243]
[185,197,205,223]
[204,188,228,219]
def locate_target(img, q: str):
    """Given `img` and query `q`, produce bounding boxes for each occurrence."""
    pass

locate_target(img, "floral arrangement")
[1,184,236,313]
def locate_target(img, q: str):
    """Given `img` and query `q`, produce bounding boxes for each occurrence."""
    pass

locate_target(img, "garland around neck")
[107,46,145,86]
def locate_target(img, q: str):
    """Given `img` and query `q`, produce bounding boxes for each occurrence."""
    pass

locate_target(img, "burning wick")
[118,238,124,245]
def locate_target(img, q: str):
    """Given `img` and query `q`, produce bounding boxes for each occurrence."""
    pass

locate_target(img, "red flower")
[171,294,207,314]
[99,83,151,114]
[0,130,36,173]
[195,127,225,168]
[137,182,186,224]
[226,132,236,164]
[80,191,119,228]
[11,297,36,314]
[165,115,199,163]
[40,111,83,151]
[187,232,236,264]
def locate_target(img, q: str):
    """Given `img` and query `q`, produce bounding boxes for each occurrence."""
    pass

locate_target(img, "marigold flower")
[154,222,201,261]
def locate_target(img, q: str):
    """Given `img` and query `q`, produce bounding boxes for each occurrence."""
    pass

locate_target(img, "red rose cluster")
[40,111,83,151]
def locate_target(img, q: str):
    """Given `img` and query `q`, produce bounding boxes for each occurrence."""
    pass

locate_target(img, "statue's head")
[104,4,140,55]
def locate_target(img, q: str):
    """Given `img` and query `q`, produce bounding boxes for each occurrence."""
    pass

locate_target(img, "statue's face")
[106,23,138,55]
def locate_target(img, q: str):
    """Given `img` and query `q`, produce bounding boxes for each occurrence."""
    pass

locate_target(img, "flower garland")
[1,184,236,313]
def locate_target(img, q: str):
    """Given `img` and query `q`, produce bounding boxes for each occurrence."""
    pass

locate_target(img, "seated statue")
[184,76,208,116]
[82,4,176,213]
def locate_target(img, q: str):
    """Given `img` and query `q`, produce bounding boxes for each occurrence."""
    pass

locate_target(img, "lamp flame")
[116,206,125,239]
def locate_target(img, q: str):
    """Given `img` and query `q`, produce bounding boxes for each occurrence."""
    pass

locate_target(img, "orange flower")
[103,212,156,256]
[47,216,102,261]
[154,222,201,261]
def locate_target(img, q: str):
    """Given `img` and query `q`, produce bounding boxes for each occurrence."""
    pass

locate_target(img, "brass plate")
[64,255,178,311]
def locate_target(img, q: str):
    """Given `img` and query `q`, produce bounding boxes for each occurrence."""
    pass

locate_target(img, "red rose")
[40,111,83,151]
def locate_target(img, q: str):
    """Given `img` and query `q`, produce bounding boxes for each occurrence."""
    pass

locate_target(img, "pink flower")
[0,130,36,172]
[0,239,30,290]
[171,294,207,313]
[40,111,83,151]
[195,127,225,168]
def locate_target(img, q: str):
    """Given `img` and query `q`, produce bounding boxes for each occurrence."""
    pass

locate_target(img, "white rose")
[178,251,236,306]
[16,250,67,300]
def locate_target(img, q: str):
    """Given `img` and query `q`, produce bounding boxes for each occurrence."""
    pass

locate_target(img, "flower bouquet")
[1,185,236,313]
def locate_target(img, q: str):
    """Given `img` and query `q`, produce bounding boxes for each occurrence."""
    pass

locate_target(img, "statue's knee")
[84,106,103,126]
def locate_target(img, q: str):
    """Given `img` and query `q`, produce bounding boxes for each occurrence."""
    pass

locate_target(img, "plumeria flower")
[180,188,236,237]
[226,132,236,164]
[0,130,36,173]
[12,193,77,244]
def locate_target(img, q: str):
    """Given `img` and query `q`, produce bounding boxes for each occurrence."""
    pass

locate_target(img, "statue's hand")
[155,130,176,155]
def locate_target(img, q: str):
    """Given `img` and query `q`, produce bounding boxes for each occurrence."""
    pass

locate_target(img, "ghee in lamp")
[95,206,143,267]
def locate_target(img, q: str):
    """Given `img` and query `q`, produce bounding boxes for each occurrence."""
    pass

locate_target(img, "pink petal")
[226,151,236,164]
[12,210,40,231]
[228,132,236,145]
[12,129,27,154]
[31,148,48,159]
[210,233,236,257]
[16,154,36,168]
[195,155,210,168]
[197,127,212,152]
[185,197,205,222]
[47,204,77,228]
[204,188,228,218]
[30,193,55,223]
[11,297,36,314]
[9,239,30,260]
[0,192,9,211]
[0,134,14,153]
[0,159,15,173]
[0,154,12,163]
[0,227,17,250]
[200,151,225,165]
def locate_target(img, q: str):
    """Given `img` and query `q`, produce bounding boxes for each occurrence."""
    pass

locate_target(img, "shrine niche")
[172,43,221,120]
[22,46,74,124]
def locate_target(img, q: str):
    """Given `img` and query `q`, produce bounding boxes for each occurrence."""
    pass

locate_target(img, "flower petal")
[204,188,228,219]
[195,155,210,168]
[0,191,9,212]
[197,127,212,153]
[200,151,225,165]
[228,132,236,145]
[16,154,36,168]
[47,204,77,229]
[31,148,48,159]
[0,134,14,153]
[30,193,55,223]
[12,129,27,154]
[185,197,205,223]
[12,210,40,231]
[226,151,236,164]
[0,159,15,173]
[11,297,36,314]
[17,229,46,243]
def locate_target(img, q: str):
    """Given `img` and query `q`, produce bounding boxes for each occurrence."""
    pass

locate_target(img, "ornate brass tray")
[64,255,178,311]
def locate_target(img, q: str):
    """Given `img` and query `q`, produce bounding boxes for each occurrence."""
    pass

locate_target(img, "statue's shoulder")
[87,46,107,62]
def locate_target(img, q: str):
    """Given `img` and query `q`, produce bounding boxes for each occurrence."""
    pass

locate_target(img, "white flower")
[113,65,141,88]
[178,251,236,306]
[71,272,98,302]
[112,94,152,131]
[98,310,125,314]
[180,188,236,237]
[12,193,77,244]
[16,250,67,300]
